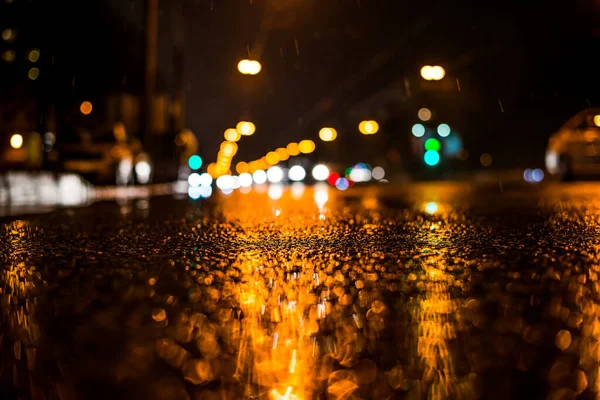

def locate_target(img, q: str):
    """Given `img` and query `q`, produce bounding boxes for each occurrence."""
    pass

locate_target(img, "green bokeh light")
[188,155,203,170]
[424,138,441,152]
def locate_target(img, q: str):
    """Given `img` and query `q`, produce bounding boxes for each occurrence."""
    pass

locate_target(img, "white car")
[546,108,600,180]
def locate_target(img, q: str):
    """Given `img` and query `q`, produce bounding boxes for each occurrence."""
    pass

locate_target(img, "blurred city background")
[1,0,599,209]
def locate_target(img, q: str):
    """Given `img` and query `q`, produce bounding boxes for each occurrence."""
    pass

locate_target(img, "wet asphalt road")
[2,182,600,400]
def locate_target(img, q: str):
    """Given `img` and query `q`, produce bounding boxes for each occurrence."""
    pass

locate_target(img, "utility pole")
[142,0,158,144]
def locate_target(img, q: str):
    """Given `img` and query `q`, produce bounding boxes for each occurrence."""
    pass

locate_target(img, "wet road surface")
[2,182,600,400]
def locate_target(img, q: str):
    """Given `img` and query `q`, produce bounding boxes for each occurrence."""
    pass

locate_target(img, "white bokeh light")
[288,165,306,182]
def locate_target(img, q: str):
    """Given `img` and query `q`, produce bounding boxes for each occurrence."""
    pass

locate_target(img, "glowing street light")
[237,59,262,75]
[319,127,337,142]
[10,133,23,149]
[420,65,445,81]
[359,120,379,135]
[236,121,256,136]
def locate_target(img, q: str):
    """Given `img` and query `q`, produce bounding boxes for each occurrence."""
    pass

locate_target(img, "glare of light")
[266,151,280,165]
[199,186,212,198]
[238,59,262,75]
[372,166,385,180]
[412,123,425,137]
[28,49,40,62]
[424,150,440,166]
[288,165,306,182]
[430,66,445,80]
[28,67,40,80]
[2,50,15,63]
[220,141,238,157]
[188,155,203,170]
[268,184,284,200]
[267,166,284,183]
[314,187,329,209]
[236,121,256,136]
[480,153,493,167]
[216,175,234,190]
[135,161,152,184]
[239,172,253,187]
[286,142,300,156]
[80,101,93,115]
[594,115,600,127]
[319,127,337,142]
[359,120,379,135]
[335,177,350,191]
[290,182,305,199]
[349,167,372,182]
[224,128,241,142]
[10,133,23,149]
[418,108,432,121]
[312,164,329,181]
[236,161,249,174]
[437,123,451,137]
[298,139,315,154]
[239,186,251,194]
[188,186,202,200]
[58,174,86,206]
[425,202,438,215]
[545,150,558,174]
[252,170,267,184]
[532,168,544,182]
[198,172,213,187]
[188,173,201,187]
[424,138,441,152]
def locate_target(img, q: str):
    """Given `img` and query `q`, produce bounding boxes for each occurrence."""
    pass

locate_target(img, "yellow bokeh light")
[276,148,290,161]
[238,59,262,75]
[236,121,256,136]
[10,133,23,149]
[236,161,249,174]
[480,153,493,167]
[28,67,39,80]
[286,142,300,156]
[359,120,379,135]
[2,29,15,42]
[224,128,241,142]
[220,141,238,157]
[2,50,15,63]
[319,127,337,142]
[594,115,600,127]
[207,163,217,177]
[266,151,280,165]
[298,139,315,154]
[421,65,445,81]
[80,101,93,115]
[28,49,40,62]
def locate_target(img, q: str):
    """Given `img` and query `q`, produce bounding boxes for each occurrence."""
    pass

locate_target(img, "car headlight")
[545,150,559,174]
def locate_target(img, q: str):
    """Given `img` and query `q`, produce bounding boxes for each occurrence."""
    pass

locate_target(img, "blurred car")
[58,131,152,185]
[546,108,600,180]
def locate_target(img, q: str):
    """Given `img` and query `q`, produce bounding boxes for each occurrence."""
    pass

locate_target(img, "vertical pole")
[142,0,158,143]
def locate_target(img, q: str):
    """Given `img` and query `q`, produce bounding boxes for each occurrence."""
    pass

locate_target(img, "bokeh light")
[10,133,23,149]
[216,175,234,190]
[418,108,432,121]
[188,155,203,170]
[238,59,262,75]
[424,138,441,152]
[299,140,315,154]
[265,151,280,165]
[319,127,337,142]
[359,120,379,135]
[188,173,202,187]
[335,177,350,191]
[239,173,253,187]
[252,170,267,184]
[80,101,93,115]
[276,148,289,161]
[286,142,300,156]
[480,153,493,167]
[412,124,425,137]
[28,67,39,80]
[424,150,440,166]
[199,172,213,187]
[288,165,306,182]
[421,65,445,80]
[372,166,385,180]
[437,123,451,137]
[28,49,40,62]
[312,164,330,181]
[224,128,241,142]
[425,202,439,215]
[267,166,284,183]
[220,141,238,157]
[236,121,256,136]
[236,161,249,174]
[594,115,600,127]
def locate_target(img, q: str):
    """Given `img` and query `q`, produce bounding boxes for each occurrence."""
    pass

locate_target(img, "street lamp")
[420,65,445,81]
[238,59,262,75]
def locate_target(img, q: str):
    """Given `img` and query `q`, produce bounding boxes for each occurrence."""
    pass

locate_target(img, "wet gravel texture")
[2,182,600,400]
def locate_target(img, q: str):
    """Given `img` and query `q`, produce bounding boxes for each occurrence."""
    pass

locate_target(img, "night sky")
[5,0,600,169]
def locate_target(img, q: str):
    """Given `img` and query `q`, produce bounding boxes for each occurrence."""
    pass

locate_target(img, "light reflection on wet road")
[2,183,600,399]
